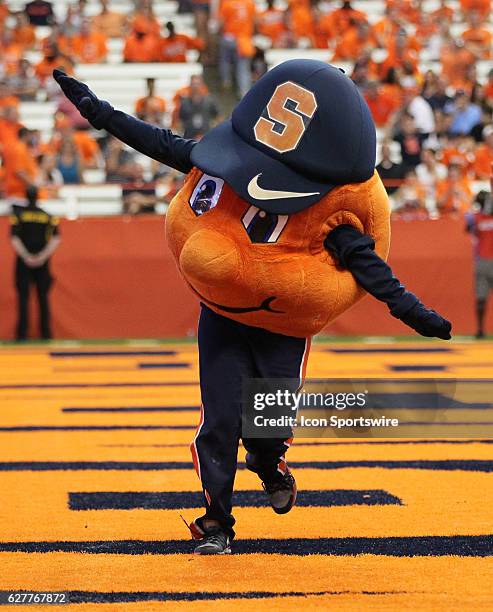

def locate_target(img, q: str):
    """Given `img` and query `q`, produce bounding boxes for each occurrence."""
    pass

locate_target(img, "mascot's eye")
[189,175,224,216]
[242,205,289,243]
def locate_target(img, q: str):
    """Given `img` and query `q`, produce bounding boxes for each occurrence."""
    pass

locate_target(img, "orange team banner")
[0,216,487,339]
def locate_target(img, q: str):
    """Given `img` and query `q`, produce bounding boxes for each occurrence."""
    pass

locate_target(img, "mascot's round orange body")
[166,168,390,338]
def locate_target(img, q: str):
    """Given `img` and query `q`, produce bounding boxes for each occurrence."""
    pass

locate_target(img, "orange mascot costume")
[54,60,451,555]
[166,168,390,338]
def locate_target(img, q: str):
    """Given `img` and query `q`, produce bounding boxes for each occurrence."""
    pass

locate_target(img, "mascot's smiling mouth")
[190,285,285,314]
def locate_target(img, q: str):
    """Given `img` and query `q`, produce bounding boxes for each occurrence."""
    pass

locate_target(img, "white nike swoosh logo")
[247,174,320,200]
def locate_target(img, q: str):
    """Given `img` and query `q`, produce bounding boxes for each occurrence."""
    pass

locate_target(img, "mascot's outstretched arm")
[53,70,195,173]
[325,225,451,339]
[53,69,451,340]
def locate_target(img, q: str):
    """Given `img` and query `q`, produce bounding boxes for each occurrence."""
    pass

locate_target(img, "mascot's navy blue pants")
[191,304,310,534]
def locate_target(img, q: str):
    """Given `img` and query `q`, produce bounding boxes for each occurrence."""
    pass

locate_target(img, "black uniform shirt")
[10,206,59,255]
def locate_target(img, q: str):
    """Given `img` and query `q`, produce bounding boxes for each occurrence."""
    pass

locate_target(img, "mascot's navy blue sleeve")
[324,225,419,317]
[103,107,196,174]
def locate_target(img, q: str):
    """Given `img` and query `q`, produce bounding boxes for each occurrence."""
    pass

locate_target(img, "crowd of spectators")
[0,0,218,212]
[1,0,493,216]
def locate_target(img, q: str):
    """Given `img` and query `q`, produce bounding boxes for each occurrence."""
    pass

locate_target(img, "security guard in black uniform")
[9,186,61,340]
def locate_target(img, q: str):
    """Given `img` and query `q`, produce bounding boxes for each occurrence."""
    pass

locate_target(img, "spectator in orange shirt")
[379,29,419,79]
[130,1,161,38]
[313,5,332,48]
[380,66,403,107]
[287,3,315,47]
[440,39,476,91]
[440,134,475,175]
[71,19,108,63]
[460,0,491,19]
[0,83,19,111]
[320,0,367,42]
[91,0,128,38]
[135,77,166,124]
[462,10,493,59]
[333,21,378,61]
[287,0,312,10]
[364,81,399,127]
[156,21,204,63]
[436,163,473,214]
[72,130,102,169]
[40,25,72,57]
[0,105,23,154]
[0,29,24,76]
[0,0,9,26]
[124,33,146,64]
[2,126,40,201]
[219,0,256,45]
[474,126,493,178]
[12,13,36,49]
[257,0,288,47]
[0,105,22,201]
[386,0,422,23]
[218,0,256,98]
[49,115,102,169]
[373,6,402,49]
[415,11,439,39]
[432,0,454,23]
[123,26,160,62]
[35,44,73,84]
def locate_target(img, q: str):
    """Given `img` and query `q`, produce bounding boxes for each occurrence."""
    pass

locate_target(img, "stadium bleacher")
[2,0,493,217]
[1,0,207,216]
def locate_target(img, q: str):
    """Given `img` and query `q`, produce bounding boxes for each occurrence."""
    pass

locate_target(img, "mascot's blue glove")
[53,69,114,129]
[391,301,452,340]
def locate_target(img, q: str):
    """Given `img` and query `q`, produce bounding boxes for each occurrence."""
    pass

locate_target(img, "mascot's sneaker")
[194,525,232,555]
[262,469,297,514]
[182,516,232,555]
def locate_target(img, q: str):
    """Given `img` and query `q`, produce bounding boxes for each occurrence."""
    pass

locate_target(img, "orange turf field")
[0,339,492,610]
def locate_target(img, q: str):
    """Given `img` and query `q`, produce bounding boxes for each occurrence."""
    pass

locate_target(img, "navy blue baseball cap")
[190,59,376,215]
